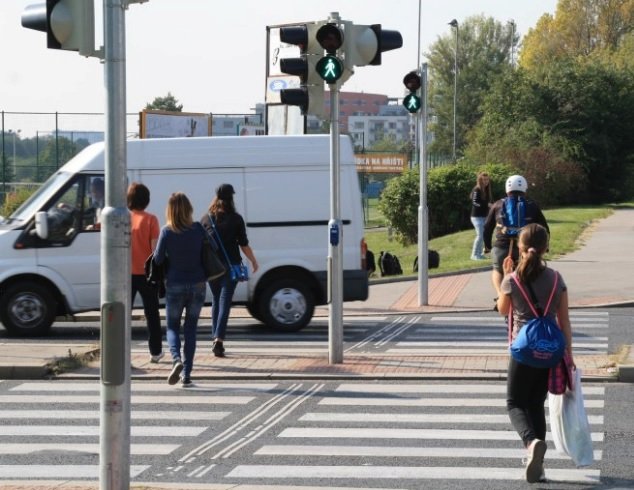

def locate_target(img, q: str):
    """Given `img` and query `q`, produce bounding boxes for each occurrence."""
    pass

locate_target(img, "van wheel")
[258,279,315,332]
[246,302,264,323]
[0,282,56,337]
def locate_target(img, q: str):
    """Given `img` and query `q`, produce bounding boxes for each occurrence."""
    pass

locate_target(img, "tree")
[521,0,634,71]
[145,92,183,112]
[425,15,518,159]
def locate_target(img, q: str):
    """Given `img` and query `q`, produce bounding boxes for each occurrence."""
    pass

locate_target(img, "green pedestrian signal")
[402,70,422,113]
[316,54,343,83]
[403,93,421,113]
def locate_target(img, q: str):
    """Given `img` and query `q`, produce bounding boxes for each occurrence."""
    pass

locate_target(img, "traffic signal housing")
[314,23,344,84]
[279,22,327,117]
[403,71,422,113]
[340,23,403,83]
[21,0,96,57]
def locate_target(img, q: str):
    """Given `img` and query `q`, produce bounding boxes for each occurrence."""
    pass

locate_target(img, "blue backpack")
[508,272,566,368]
[500,196,526,237]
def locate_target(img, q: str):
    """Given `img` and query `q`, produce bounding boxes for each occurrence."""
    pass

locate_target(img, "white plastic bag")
[548,367,594,467]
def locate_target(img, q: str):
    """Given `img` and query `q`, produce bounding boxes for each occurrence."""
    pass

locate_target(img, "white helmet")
[505,175,528,193]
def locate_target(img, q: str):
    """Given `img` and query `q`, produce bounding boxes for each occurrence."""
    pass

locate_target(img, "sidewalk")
[1,209,632,382]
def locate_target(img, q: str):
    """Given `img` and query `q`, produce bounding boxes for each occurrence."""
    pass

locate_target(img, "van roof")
[63,134,356,173]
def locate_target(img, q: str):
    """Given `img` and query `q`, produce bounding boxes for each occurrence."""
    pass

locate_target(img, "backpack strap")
[510,271,559,318]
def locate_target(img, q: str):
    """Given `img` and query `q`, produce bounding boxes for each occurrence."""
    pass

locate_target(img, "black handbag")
[144,253,166,299]
[199,224,226,281]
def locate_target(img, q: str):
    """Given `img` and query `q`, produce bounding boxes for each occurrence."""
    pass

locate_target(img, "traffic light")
[314,23,344,84]
[278,22,327,117]
[340,23,403,83]
[402,71,422,113]
[21,0,96,56]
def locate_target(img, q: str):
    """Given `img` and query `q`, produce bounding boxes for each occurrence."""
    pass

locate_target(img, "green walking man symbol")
[323,58,337,79]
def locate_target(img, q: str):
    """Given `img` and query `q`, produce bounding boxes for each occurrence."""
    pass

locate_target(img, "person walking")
[496,223,574,483]
[128,182,163,363]
[469,172,493,260]
[484,174,549,300]
[153,192,207,387]
[200,184,258,358]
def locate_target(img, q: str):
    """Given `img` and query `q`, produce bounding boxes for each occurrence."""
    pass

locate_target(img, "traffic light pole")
[417,63,429,306]
[328,82,344,364]
[100,0,131,487]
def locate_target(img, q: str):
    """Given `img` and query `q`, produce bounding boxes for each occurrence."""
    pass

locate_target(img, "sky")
[1,0,558,136]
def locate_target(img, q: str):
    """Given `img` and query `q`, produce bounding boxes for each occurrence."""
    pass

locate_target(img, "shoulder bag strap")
[208,213,232,266]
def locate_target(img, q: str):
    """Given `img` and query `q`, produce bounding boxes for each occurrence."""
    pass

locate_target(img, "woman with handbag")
[128,182,163,363]
[496,223,574,483]
[154,192,207,387]
[200,183,258,357]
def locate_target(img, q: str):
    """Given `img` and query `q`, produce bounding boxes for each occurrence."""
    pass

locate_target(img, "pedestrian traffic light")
[315,23,344,84]
[278,22,327,117]
[340,23,403,84]
[21,0,96,57]
[402,71,422,113]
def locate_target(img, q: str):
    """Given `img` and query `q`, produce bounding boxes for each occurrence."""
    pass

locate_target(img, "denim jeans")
[131,274,162,356]
[165,281,206,378]
[506,356,549,447]
[209,275,237,340]
[470,216,486,259]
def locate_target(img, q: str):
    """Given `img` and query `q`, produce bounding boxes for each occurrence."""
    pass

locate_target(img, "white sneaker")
[526,439,547,483]
[150,352,165,363]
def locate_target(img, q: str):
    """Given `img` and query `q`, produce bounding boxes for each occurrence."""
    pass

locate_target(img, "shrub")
[0,187,36,217]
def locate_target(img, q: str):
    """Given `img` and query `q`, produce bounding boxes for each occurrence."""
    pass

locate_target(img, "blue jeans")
[165,281,206,378]
[470,216,486,259]
[209,275,237,340]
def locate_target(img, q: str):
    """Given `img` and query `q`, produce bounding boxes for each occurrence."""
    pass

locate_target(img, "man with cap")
[484,175,549,301]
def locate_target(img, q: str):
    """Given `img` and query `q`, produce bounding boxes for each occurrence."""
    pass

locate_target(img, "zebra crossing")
[0,379,604,487]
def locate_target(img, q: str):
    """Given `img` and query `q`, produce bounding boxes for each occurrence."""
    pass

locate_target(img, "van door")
[34,174,103,309]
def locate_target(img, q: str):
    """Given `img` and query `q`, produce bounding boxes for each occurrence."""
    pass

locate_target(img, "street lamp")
[448,19,458,161]
[8,129,21,180]
[508,19,516,68]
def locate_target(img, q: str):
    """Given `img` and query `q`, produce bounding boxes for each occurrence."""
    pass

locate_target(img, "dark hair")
[127,182,150,211]
[515,223,549,283]
[476,172,493,203]
[208,185,236,217]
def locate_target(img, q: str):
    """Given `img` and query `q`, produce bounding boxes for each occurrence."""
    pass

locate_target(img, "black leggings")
[506,357,549,447]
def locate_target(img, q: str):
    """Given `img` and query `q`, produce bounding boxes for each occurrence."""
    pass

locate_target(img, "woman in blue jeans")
[154,192,207,387]
[200,184,258,357]
[469,172,493,260]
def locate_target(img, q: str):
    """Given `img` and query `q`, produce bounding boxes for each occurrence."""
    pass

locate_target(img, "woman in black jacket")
[470,172,493,260]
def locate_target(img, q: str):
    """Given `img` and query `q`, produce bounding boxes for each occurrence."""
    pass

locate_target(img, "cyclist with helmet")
[484,175,549,300]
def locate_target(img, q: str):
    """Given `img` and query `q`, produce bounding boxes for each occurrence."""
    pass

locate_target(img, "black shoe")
[181,376,193,388]
[167,360,183,385]
[212,340,225,357]
[493,297,499,312]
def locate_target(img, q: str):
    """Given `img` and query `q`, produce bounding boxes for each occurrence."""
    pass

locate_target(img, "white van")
[0,135,369,337]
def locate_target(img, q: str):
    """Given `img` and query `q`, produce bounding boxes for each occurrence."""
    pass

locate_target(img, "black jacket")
[483,195,549,250]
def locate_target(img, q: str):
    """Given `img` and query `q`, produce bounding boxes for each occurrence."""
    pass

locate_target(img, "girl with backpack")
[496,223,574,483]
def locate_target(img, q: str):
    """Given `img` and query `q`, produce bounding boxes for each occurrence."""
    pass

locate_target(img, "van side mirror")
[35,211,49,239]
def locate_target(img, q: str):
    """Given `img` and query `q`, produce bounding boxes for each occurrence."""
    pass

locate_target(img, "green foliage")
[0,187,35,217]
[377,162,513,245]
[145,92,183,112]
[425,15,518,158]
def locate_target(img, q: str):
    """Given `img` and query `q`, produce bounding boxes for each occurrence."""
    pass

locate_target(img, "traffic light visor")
[316,23,343,54]
[403,71,421,91]
[280,25,308,50]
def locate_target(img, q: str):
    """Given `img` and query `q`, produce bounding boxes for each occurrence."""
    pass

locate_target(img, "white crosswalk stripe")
[231,381,604,486]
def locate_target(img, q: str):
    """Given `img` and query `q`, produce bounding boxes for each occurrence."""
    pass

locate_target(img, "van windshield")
[4,172,72,224]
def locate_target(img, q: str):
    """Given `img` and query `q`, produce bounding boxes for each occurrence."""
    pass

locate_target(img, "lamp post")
[448,19,458,161]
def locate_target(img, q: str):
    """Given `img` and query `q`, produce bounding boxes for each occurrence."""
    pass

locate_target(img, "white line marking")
[0,395,253,404]
[11,382,277,392]
[335,383,605,395]
[226,465,600,483]
[0,443,178,455]
[320,397,605,408]
[0,410,229,420]
[0,426,206,437]
[0,465,149,478]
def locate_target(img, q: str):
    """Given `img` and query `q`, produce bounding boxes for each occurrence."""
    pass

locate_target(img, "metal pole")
[100,0,131,488]
[417,63,429,306]
[328,80,343,364]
